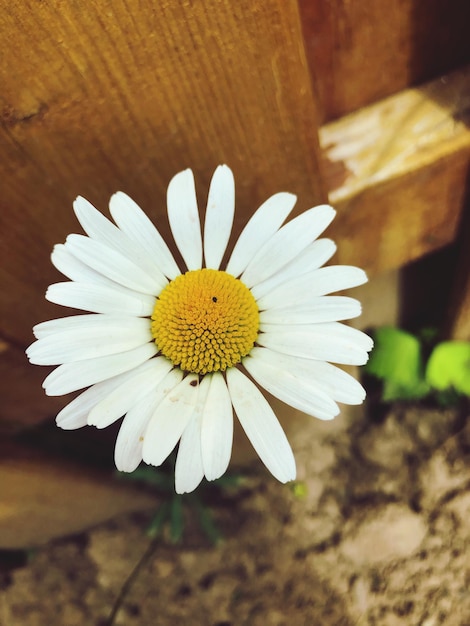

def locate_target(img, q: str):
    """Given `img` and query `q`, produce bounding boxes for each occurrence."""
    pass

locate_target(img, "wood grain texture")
[0,0,324,350]
[0,339,72,433]
[446,205,470,340]
[320,66,470,275]
[0,0,325,431]
[299,0,470,122]
[448,267,470,341]
[0,442,157,548]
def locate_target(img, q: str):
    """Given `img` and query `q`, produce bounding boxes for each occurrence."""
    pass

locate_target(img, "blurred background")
[1,1,469,624]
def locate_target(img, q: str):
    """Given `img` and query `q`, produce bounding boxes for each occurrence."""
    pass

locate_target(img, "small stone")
[444,491,470,531]
[419,447,470,511]
[341,504,427,566]
[358,415,414,470]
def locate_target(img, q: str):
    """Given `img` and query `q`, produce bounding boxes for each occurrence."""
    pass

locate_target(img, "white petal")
[243,350,339,420]
[259,296,362,324]
[261,322,373,351]
[143,372,199,467]
[167,169,202,270]
[250,238,337,300]
[226,367,296,483]
[258,323,373,366]
[114,390,161,472]
[65,234,164,295]
[119,368,183,464]
[241,205,336,287]
[27,317,152,365]
[175,414,205,494]
[73,196,168,283]
[43,342,157,396]
[56,404,89,429]
[55,370,135,429]
[33,314,134,339]
[34,314,96,339]
[51,244,114,285]
[203,165,235,270]
[73,196,126,247]
[201,372,233,481]
[256,265,368,310]
[109,192,181,280]
[46,282,155,317]
[175,375,211,494]
[88,357,173,428]
[225,192,297,277]
[317,363,366,404]
[247,348,366,405]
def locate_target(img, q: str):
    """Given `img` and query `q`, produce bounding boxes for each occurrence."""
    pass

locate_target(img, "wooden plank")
[446,206,470,340]
[299,0,470,122]
[0,442,157,548]
[0,339,72,431]
[0,0,324,349]
[320,66,470,275]
[448,267,470,341]
[0,0,324,431]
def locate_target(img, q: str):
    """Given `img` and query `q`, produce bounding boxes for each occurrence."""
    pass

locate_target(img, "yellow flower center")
[151,269,259,375]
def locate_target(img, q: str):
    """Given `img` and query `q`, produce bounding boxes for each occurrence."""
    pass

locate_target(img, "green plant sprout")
[118,464,242,544]
[364,326,470,403]
[289,480,308,499]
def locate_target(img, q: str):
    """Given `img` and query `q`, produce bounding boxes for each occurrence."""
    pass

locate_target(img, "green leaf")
[188,494,222,545]
[381,378,429,402]
[425,341,470,396]
[170,495,185,543]
[289,481,308,499]
[213,474,242,489]
[146,501,171,538]
[116,466,174,490]
[365,327,429,401]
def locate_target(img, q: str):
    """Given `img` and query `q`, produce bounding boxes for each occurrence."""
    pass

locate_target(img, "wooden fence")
[0,0,469,545]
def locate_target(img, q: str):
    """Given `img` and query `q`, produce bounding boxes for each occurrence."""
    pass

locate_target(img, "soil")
[1,400,469,626]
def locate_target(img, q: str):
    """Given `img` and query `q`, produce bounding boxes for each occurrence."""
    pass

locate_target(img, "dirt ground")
[1,399,469,626]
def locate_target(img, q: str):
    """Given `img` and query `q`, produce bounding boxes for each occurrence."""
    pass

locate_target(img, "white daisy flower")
[26,165,372,493]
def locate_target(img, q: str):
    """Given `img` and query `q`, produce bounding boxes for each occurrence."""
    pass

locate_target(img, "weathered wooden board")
[320,66,470,276]
[0,443,158,548]
[0,339,70,434]
[446,206,470,340]
[0,0,326,436]
[299,0,470,122]
[0,0,324,350]
[2,2,469,395]
[1,2,469,547]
